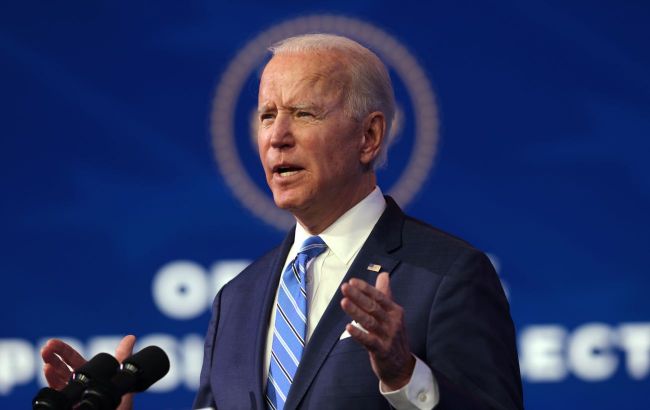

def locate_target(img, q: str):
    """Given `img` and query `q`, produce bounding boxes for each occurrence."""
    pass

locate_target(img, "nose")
[269,112,294,150]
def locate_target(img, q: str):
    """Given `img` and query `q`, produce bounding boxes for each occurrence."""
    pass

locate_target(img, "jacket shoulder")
[398,214,489,276]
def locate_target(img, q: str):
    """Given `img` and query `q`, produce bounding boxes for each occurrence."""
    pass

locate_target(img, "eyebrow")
[291,103,318,112]
[257,104,275,114]
[257,103,320,114]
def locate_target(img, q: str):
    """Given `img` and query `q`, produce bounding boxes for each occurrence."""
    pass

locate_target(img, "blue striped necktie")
[266,236,328,410]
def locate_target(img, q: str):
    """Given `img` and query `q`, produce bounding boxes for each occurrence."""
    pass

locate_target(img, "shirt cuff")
[379,355,439,410]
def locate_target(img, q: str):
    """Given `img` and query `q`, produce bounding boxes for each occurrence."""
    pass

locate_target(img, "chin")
[271,189,310,213]
[271,192,299,211]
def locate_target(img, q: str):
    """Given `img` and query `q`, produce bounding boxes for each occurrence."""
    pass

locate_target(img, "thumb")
[375,272,392,299]
[115,335,136,362]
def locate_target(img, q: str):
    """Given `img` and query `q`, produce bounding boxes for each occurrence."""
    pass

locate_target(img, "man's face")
[257,53,369,223]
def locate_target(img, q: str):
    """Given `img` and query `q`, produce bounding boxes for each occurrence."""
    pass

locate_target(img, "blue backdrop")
[2,1,649,409]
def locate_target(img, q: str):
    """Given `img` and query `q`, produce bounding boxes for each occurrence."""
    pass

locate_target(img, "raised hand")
[41,335,137,410]
[340,272,415,390]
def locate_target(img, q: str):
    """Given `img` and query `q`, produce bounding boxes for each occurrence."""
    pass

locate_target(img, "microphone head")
[76,352,120,381]
[121,346,170,392]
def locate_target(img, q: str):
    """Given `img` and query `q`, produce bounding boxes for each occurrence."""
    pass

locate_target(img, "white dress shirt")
[263,187,439,409]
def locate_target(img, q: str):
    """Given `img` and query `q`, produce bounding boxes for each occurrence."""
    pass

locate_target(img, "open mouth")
[274,165,303,177]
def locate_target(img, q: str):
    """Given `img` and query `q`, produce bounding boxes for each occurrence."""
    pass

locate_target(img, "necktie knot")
[296,235,327,262]
[294,237,327,283]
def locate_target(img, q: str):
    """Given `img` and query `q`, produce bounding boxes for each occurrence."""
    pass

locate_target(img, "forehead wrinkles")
[259,55,349,109]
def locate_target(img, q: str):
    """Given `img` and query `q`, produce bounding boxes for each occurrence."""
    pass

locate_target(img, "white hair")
[269,34,395,168]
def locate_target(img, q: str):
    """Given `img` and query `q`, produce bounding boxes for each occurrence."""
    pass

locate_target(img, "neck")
[295,174,376,235]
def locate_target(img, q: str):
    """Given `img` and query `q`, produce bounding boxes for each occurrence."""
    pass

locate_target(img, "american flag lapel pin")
[366,263,381,272]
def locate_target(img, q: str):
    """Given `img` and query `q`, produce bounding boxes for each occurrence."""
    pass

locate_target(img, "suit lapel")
[284,197,405,409]
[251,227,296,406]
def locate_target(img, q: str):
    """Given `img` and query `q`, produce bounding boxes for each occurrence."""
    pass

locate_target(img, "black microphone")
[76,346,170,410]
[32,352,119,410]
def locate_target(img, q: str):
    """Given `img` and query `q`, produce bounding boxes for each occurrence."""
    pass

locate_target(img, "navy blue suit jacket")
[194,197,523,409]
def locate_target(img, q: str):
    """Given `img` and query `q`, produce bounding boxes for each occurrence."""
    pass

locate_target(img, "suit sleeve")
[426,249,523,410]
[192,289,223,409]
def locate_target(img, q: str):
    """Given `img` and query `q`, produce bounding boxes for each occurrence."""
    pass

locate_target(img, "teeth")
[279,170,299,177]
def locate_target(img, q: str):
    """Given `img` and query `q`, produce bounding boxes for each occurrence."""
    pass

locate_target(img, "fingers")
[345,275,394,311]
[340,273,414,390]
[342,281,381,314]
[340,273,399,342]
[345,322,382,352]
[114,335,136,410]
[116,393,134,410]
[340,297,384,337]
[41,339,86,370]
[340,273,394,321]
[41,339,86,389]
[115,335,136,362]
[43,362,70,390]
[40,336,136,395]
[375,272,392,299]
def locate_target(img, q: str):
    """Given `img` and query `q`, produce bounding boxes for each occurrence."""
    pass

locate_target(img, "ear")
[359,111,386,166]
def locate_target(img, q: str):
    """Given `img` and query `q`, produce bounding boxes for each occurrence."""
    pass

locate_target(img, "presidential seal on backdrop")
[211,15,439,230]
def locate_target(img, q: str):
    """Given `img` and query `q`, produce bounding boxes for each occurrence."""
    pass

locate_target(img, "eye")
[296,111,314,118]
[260,113,275,123]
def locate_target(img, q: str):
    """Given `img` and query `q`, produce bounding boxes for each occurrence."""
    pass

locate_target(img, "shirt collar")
[294,186,386,265]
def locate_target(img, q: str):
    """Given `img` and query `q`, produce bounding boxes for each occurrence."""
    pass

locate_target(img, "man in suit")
[42,34,523,409]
